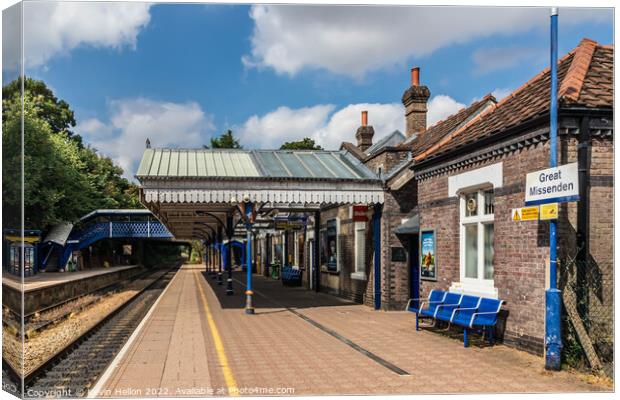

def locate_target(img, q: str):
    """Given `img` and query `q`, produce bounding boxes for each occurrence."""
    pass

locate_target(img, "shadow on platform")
[200,270,357,312]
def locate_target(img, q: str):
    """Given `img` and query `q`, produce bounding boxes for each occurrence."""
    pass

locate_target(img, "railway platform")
[2,265,141,292]
[90,265,608,397]
[2,265,144,316]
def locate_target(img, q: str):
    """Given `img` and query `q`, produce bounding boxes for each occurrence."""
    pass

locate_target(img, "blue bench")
[281,266,302,286]
[406,290,504,347]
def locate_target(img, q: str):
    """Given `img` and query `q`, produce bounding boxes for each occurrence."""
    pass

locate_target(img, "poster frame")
[419,229,437,281]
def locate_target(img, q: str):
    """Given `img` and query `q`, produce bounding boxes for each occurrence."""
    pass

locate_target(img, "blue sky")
[2,2,613,178]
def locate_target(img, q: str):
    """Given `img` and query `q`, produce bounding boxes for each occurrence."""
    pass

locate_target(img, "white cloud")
[316,103,405,150]
[491,87,513,101]
[76,98,214,179]
[236,96,463,150]
[427,95,466,126]
[236,103,405,150]
[236,105,336,149]
[471,46,546,75]
[23,2,151,68]
[244,5,611,77]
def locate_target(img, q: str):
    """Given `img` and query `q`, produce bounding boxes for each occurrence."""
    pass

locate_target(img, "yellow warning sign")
[540,203,558,220]
[521,206,539,221]
[512,206,540,222]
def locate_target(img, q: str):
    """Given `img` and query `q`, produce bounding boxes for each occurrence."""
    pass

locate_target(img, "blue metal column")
[242,200,255,314]
[217,227,223,284]
[211,244,216,277]
[313,211,321,293]
[226,216,234,295]
[245,229,254,314]
[206,242,211,275]
[545,6,562,371]
[373,204,383,310]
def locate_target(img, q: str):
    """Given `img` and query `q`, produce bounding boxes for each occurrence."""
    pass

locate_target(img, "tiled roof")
[403,94,496,157]
[415,38,613,162]
[136,148,379,181]
[574,45,613,107]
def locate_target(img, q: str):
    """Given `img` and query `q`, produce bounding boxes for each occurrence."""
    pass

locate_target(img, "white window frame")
[351,221,367,280]
[459,189,495,286]
[449,163,501,299]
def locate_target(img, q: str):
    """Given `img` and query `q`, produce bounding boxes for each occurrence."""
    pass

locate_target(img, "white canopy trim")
[143,188,384,205]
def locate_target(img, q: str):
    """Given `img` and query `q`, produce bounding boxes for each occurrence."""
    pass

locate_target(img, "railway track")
[3,262,181,398]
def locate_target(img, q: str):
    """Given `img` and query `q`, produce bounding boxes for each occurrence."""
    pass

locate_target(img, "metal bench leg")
[463,328,469,348]
[416,314,419,331]
[489,326,495,345]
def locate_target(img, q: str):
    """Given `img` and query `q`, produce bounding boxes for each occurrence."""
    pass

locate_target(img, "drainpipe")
[577,116,590,262]
[314,211,321,292]
[545,6,562,371]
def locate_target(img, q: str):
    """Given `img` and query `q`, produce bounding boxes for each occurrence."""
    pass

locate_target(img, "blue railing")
[56,220,173,270]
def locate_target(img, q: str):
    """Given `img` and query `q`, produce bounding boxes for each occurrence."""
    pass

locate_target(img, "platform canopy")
[136,148,384,240]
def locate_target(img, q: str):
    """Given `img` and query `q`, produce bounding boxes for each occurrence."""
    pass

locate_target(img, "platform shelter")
[136,148,384,313]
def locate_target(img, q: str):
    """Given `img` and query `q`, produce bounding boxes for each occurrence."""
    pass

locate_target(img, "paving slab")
[92,265,610,397]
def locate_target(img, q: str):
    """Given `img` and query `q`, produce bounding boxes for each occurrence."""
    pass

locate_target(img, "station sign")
[525,162,579,206]
[352,205,369,222]
[274,219,305,231]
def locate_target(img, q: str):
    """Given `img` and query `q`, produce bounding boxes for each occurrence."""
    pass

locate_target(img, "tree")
[3,76,79,142]
[3,96,97,228]
[279,137,323,150]
[208,129,242,149]
[2,77,141,230]
[79,148,142,209]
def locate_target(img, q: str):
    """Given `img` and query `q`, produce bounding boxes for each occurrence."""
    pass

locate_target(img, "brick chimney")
[402,67,430,138]
[355,110,374,152]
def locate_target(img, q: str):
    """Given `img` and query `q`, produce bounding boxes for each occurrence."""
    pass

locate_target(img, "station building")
[290,38,613,355]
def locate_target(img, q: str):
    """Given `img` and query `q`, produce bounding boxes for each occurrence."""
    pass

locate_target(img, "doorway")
[408,234,420,308]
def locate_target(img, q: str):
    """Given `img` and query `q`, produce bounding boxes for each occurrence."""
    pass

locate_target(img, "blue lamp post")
[240,195,256,315]
[545,7,562,371]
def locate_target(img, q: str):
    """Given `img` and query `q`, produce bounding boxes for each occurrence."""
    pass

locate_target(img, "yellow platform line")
[194,271,239,396]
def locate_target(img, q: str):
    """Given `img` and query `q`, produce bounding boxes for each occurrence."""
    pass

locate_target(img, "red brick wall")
[417,141,552,353]
[414,133,613,354]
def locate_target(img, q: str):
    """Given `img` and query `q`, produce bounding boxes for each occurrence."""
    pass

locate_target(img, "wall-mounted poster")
[420,230,437,281]
[326,219,338,271]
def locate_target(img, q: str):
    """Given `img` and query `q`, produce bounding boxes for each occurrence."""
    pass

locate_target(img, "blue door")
[409,235,420,309]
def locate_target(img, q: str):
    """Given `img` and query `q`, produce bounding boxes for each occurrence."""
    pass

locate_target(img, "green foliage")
[188,239,205,264]
[208,129,242,149]
[279,137,323,150]
[3,77,79,142]
[2,77,141,230]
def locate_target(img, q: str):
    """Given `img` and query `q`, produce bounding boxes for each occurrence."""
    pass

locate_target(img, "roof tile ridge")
[414,102,496,161]
[489,49,576,113]
[422,94,492,133]
[558,38,598,102]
